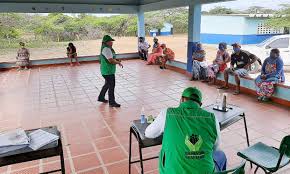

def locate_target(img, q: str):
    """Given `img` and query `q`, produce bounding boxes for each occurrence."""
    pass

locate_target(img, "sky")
[202,0,290,11]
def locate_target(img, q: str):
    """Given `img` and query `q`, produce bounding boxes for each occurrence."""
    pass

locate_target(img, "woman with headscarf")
[191,43,208,81]
[67,43,80,66]
[255,48,285,102]
[207,43,231,84]
[147,37,163,65]
[159,43,175,69]
[16,42,30,70]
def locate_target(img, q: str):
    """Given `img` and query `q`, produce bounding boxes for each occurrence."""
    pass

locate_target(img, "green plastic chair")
[237,135,290,174]
[215,161,246,174]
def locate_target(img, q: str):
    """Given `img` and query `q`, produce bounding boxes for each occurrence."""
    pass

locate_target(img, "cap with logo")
[102,35,115,43]
[182,87,202,103]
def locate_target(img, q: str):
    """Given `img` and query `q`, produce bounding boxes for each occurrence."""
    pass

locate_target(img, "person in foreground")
[16,42,30,70]
[98,35,123,108]
[159,43,175,69]
[218,43,257,95]
[255,48,285,102]
[145,87,227,174]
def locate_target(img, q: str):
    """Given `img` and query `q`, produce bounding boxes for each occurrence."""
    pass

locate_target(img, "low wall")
[0,53,139,69]
[201,34,280,44]
[167,60,290,106]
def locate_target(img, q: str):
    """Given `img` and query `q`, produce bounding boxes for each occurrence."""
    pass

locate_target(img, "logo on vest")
[185,134,205,159]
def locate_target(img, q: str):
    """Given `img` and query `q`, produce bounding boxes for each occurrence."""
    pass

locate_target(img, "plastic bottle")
[215,89,222,109]
[140,107,146,124]
[222,93,227,111]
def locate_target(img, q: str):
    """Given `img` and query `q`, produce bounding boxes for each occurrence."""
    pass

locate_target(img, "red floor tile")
[11,166,39,174]
[72,153,101,172]
[99,147,127,165]
[78,167,105,174]
[95,136,119,151]
[106,161,139,174]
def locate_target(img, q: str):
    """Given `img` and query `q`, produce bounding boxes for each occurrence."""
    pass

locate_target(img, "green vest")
[100,45,116,75]
[159,101,217,174]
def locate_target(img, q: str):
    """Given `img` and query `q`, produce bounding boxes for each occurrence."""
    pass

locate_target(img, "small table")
[0,126,65,174]
[203,104,250,147]
[129,104,250,174]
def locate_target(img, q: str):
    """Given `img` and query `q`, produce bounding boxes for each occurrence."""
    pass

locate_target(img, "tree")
[208,6,235,14]
[265,4,290,32]
[245,6,276,14]
[0,13,23,44]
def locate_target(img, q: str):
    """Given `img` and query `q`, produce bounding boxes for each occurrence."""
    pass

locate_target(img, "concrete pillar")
[137,10,145,37]
[187,2,202,72]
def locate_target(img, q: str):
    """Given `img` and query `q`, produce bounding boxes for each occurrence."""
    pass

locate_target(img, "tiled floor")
[0,60,289,174]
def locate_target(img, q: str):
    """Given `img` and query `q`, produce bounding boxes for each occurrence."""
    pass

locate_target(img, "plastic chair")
[215,161,246,174]
[237,135,290,174]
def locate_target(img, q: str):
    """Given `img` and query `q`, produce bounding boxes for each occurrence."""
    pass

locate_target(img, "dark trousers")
[139,50,148,61]
[98,74,116,104]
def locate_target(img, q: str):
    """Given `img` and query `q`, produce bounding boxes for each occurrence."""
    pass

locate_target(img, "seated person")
[207,42,231,84]
[138,37,151,61]
[152,37,159,51]
[16,42,30,70]
[255,48,285,102]
[145,87,227,174]
[67,42,80,66]
[218,43,257,95]
[159,43,175,69]
[191,43,208,81]
[147,38,163,65]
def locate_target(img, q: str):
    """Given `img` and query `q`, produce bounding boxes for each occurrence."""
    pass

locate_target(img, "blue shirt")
[261,56,285,82]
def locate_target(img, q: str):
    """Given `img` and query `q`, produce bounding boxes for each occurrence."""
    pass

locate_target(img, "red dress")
[147,45,163,64]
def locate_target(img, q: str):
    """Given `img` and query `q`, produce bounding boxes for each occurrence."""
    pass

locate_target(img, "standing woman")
[67,43,80,66]
[255,49,285,102]
[98,35,123,108]
[16,42,30,70]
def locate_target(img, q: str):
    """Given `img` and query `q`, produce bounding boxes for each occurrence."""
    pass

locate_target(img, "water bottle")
[222,93,227,111]
[140,107,146,124]
[215,89,222,109]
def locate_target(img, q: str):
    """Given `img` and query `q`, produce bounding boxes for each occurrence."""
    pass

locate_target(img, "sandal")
[233,90,240,95]
[218,86,229,90]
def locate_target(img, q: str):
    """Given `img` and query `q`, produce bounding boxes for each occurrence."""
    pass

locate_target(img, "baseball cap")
[182,87,202,103]
[102,35,115,43]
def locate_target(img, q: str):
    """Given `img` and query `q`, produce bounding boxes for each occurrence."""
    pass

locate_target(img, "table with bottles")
[129,103,250,174]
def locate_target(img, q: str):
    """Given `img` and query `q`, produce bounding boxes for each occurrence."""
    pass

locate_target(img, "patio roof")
[0,0,233,13]
[0,60,289,173]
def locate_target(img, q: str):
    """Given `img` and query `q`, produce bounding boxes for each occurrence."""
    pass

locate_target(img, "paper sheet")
[0,129,29,147]
[28,129,59,150]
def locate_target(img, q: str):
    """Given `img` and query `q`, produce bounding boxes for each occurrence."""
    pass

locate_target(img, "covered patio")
[0,60,289,173]
[0,0,290,174]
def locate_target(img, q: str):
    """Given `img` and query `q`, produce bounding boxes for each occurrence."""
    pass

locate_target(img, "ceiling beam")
[0,3,138,13]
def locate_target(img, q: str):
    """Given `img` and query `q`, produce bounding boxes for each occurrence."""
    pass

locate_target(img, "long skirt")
[255,76,280,97]
[192,60,208,80]
[148,53,162,64]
